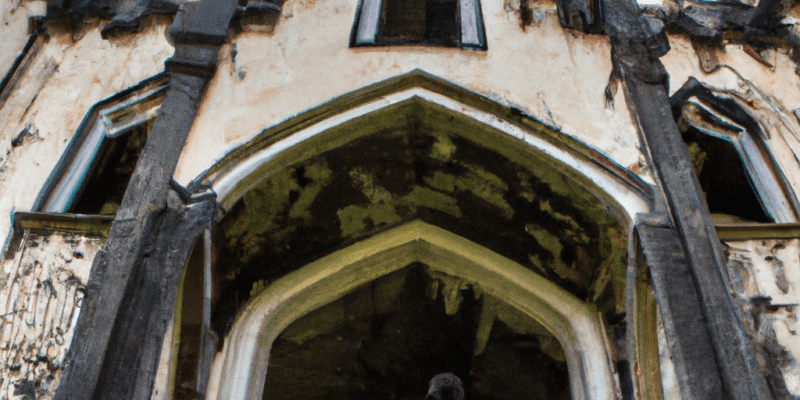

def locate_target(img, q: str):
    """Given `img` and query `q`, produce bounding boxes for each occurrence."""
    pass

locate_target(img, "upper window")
[351,0,487,49]
[34,75,168,214]
[671,79,798,224]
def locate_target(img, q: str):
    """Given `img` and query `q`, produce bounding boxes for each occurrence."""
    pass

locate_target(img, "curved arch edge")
[206,220,619,400]
[193,70,653,223]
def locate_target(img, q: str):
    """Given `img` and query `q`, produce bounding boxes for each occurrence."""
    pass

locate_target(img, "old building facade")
[2,0,800,398]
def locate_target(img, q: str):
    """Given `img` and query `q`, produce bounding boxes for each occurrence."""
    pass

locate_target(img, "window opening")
[670,78,798,224]
[34,75,168,214]
[69,121,150,214]
[678,98,794,223]
[351,0,486,49]
[261,264,570,400]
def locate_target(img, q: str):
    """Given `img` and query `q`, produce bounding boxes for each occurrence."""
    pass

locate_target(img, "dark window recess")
[381,0,459,46]
[669,78,798,223]
[680,126,771,223]
[351,0,487,49]
[34,74,167,214]
[70,123,150,215]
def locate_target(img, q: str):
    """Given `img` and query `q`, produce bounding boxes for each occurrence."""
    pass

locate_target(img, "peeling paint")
[726,238,800,397]
[0,232,103,400]
[0,17,174,255]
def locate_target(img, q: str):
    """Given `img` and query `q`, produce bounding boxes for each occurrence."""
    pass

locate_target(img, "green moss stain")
[526,224,583,285]
[338,168,462,238]
[348,168,395,205]
[425,171,457,192]
[516,170,536,202]
[288,161,333,219]
[527,254,549,275]
[403,186,462,217]
[216,102,632,326]
[423,163,513,219]
[539,200,588,244]
[338,203,402,238]
[459,164,513,218]
[250,279,269,298]
[430,133,456,161]
[224,158,334,263]
[687,141,707,176]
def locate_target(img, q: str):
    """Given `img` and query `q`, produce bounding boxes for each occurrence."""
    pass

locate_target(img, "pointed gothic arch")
[207,221,618,400]
[175,70,657,400]
[196,70,652,221]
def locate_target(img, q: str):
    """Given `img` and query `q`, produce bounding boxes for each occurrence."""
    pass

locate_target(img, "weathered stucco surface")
[0,232,103,400]
[726,238,800,397]
[0,17,173,252]
[174,0,649,186]
[0,0,46,81]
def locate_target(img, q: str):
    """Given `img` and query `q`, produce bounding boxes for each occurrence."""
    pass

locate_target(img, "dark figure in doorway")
[426,373,464,400]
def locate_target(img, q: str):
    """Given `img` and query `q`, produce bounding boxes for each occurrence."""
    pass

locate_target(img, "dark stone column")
[636,224,724,399]
[602,0,773,398]
[53,0,239,398]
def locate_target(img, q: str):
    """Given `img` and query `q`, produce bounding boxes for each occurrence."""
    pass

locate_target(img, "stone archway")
[177,72,654,400]
[206,221,618,400]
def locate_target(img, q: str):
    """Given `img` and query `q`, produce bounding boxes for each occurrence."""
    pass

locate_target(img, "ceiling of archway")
[213,100,628,333]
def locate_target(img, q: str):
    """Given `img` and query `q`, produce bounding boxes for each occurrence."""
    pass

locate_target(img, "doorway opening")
[263,263,570,400]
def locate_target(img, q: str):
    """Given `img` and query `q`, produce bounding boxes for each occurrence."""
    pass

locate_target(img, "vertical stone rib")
[602,0,775,397]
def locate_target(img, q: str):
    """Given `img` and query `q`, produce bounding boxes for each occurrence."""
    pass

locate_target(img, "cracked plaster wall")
[173,0,650,187]
[0,232,103,400]
[0,17,173,254]
[726,238,800,398]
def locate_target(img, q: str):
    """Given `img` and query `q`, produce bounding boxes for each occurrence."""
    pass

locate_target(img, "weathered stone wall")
[0,231,103,400]
[0,17,173,253]
[173,0,650,187]
[726,238,800,398]
[0,1,46,82]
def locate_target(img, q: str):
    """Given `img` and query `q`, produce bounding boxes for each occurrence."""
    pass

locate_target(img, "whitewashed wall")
[726,238,800,398]
[661,34,800,213]
[173,1,650,186]
[0,18,173,253]
[0,1,46,83]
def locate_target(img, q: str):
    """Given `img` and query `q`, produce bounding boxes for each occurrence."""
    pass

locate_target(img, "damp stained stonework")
[214,101,628,340]
[725,239,800,397]
[262,263,570,400]
[0,231,102,400]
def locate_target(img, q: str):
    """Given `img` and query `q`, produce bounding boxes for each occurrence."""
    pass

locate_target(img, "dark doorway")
[261,263,571,400]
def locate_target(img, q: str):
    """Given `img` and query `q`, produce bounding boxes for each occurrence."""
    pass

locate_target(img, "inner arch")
[206,221,616,400]
[263,262,571,400]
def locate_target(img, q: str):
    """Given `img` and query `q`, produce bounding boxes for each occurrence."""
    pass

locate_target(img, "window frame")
[350,0,487,50]
[33,74,168,214]
[679,96,798,223]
